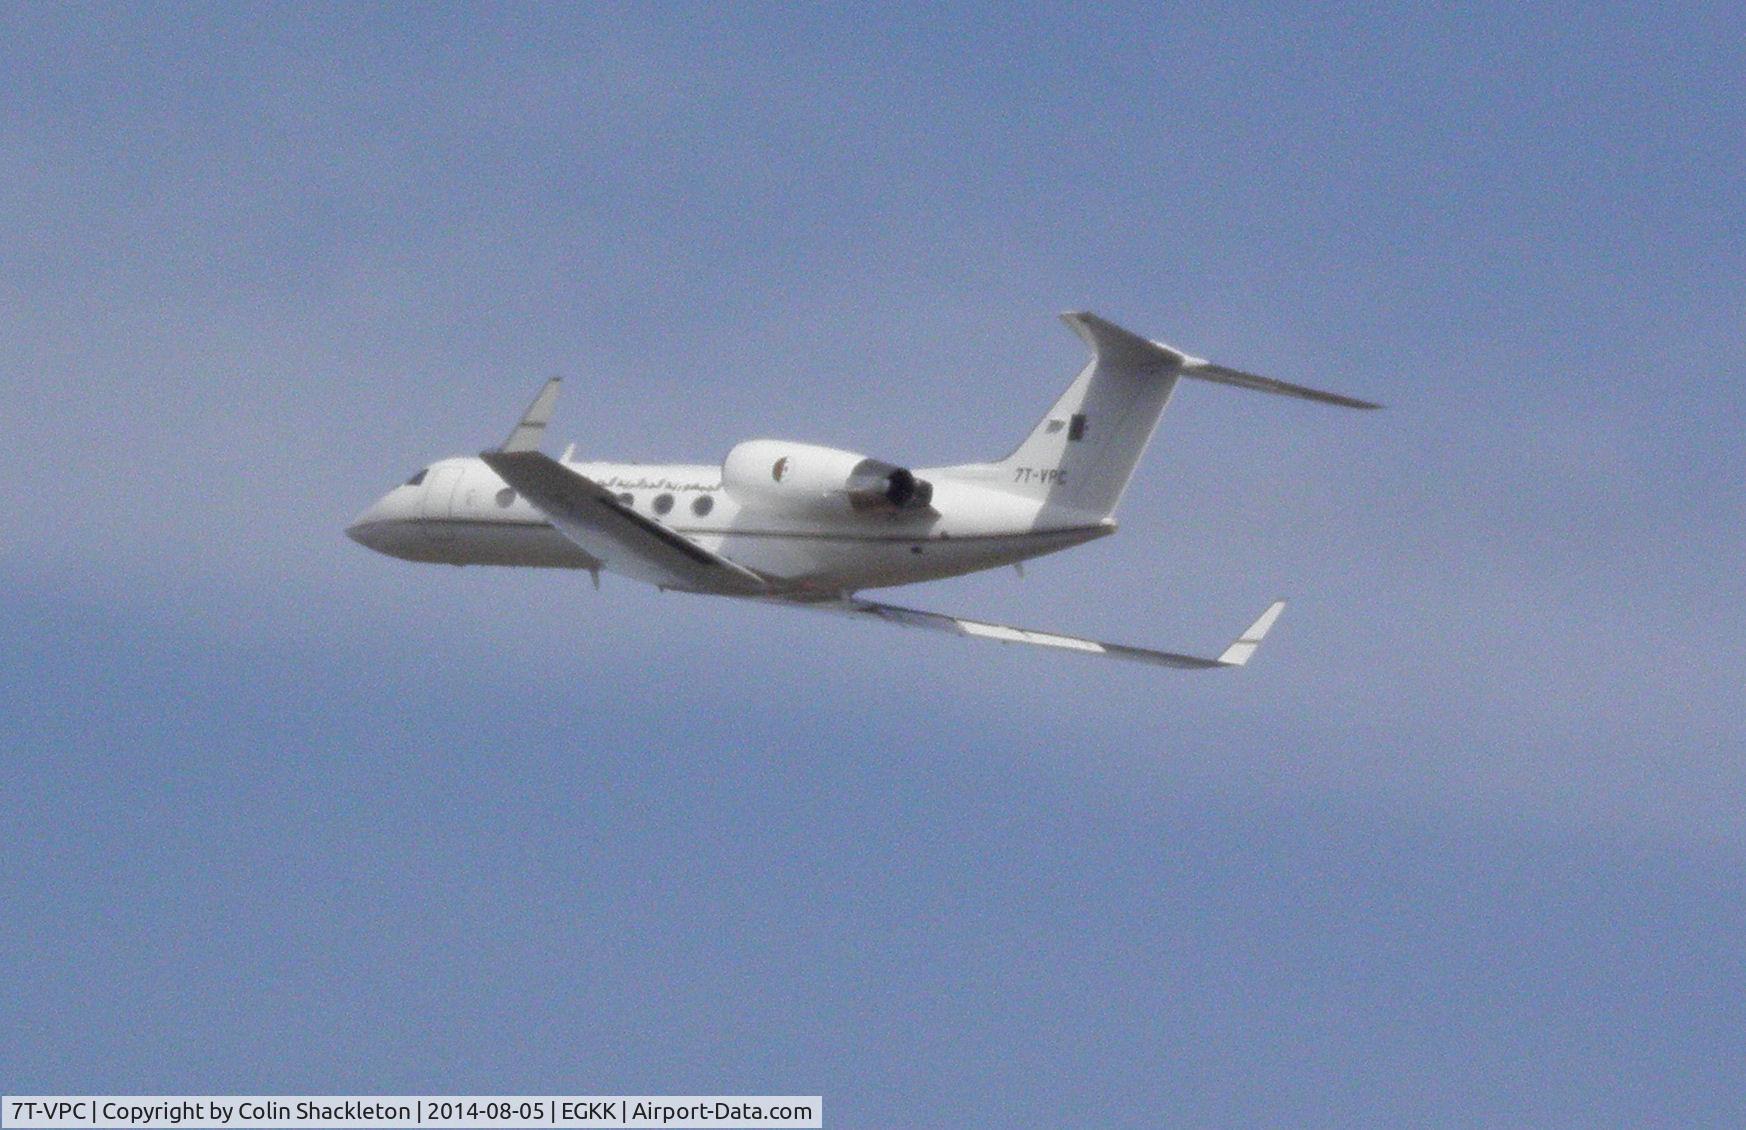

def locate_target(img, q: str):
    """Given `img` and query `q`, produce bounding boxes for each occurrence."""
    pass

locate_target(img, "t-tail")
[939,311,1380,522]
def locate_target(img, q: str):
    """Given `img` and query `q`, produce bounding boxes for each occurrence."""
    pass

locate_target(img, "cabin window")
[405,469,427,486]
[495,488,516,507]
[617,492,634,507]
[653,493,674,515]
[691,495,714,517]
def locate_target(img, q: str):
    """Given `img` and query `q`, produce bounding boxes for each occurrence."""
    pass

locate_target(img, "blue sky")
[3,5,1744,1125]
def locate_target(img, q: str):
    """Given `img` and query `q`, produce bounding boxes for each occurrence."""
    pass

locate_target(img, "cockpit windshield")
[404,469,427,486]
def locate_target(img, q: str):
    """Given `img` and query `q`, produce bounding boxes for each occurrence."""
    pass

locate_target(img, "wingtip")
[499,378,564,453]
[1217,599,1287,667]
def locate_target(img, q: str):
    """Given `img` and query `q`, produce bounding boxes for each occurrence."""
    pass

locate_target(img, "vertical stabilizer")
[978,312,1186,519]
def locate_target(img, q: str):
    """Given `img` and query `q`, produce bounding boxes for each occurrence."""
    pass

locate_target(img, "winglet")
[1217,600,1286,667]
[500,378,562,452]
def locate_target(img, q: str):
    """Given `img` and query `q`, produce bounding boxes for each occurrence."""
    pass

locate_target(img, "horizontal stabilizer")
[782,594,1288,671]
[1064,311,1381,409]
[1183,361,1381,410]
[1061,311,1190,372]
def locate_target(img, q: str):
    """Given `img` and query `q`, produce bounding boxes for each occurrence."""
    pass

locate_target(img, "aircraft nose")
[346,492,411,554]
[345,513,385,551]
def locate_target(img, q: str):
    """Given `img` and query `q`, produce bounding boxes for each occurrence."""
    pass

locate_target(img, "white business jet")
[347,312,1377,669]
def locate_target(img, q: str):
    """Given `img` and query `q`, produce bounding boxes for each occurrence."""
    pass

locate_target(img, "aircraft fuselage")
[348,455,1111,594]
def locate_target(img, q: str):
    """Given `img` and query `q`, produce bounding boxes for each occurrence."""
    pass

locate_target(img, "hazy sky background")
[4,5,1744,1125]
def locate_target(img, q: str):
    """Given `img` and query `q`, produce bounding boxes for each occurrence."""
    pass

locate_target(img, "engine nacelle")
[721,440,934,514]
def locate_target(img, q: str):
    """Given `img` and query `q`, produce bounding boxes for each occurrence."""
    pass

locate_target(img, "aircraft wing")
[480,449,770,596]
[793,594,1286,670]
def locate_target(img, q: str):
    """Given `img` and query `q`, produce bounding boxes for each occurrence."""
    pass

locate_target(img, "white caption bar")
[2,1097,821,1130]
